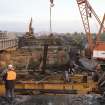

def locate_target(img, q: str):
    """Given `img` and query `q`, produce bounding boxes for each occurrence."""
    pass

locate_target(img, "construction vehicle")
[18,18,36,48]
[76,0,105,59]
[25,17,34,38]
[93,14,105,60]
[76,0,105,95]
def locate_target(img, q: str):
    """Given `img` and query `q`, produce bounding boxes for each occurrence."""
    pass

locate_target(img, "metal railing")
[0,38,18,51]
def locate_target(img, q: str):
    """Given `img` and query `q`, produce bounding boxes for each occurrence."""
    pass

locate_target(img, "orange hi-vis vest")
[7,70,16,80]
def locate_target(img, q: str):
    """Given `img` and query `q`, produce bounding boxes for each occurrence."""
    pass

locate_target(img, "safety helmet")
[8,64,14,70]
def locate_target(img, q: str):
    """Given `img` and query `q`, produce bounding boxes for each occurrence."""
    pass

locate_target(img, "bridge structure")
[0,32,18,51]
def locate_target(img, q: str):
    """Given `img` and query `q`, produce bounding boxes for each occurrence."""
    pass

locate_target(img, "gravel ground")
[0,94,105,105]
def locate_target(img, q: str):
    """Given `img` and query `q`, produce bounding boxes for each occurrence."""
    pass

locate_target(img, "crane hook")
[50,0,54,7]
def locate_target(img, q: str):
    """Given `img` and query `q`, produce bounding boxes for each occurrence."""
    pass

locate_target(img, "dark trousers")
[64,71,69,82]
[5,88,15,98]
[5,80,15,98]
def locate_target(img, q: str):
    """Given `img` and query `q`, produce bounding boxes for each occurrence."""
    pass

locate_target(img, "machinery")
[93,14,105,60]
[0,0,104,96]
[76,0,105,58]
[18,18,36,48]
[76,0,105,94]
[14,0,104,95]
[39,0,54,73]
[25,17,34,38]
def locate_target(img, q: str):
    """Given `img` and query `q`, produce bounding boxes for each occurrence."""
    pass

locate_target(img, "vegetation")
[100,32,105,41]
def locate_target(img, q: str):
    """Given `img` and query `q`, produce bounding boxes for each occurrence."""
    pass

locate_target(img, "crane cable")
[50,0,54,34]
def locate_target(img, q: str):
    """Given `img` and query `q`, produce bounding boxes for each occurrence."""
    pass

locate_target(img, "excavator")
[25,17,34,38]
[18,18,35,48]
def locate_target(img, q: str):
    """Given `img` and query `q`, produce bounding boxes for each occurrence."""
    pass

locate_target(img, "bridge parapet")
[0,38,18,51]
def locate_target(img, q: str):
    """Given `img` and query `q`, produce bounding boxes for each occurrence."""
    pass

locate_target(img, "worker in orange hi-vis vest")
[2,64,16,99]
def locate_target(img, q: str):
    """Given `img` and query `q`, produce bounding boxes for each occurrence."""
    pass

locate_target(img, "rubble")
[0,94,104,105]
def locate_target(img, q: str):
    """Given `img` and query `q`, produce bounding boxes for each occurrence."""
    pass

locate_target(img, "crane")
[39,0,54,73]
[96,14,105,42]
[76,0,105,58]
[93,14,105,60]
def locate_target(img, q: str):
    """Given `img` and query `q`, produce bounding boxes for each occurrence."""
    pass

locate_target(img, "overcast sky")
[0,0,104,33]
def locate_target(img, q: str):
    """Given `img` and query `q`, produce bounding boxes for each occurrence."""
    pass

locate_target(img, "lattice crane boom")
[96,14,105,41]
[76,0,93,54]
[76,0,105,57]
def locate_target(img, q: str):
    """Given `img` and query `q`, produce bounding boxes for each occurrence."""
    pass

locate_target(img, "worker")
[2,64,16,99]
[69,61,75,74]
[64,70,69,82]
[92,64,102,82]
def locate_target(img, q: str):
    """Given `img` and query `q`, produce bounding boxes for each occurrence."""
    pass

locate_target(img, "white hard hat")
[8,64,13,69]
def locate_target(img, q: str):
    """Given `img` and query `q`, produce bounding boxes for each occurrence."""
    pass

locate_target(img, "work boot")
[5,97,12,104]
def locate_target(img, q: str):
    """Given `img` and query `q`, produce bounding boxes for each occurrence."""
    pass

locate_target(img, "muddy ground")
[0,94,105,105]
